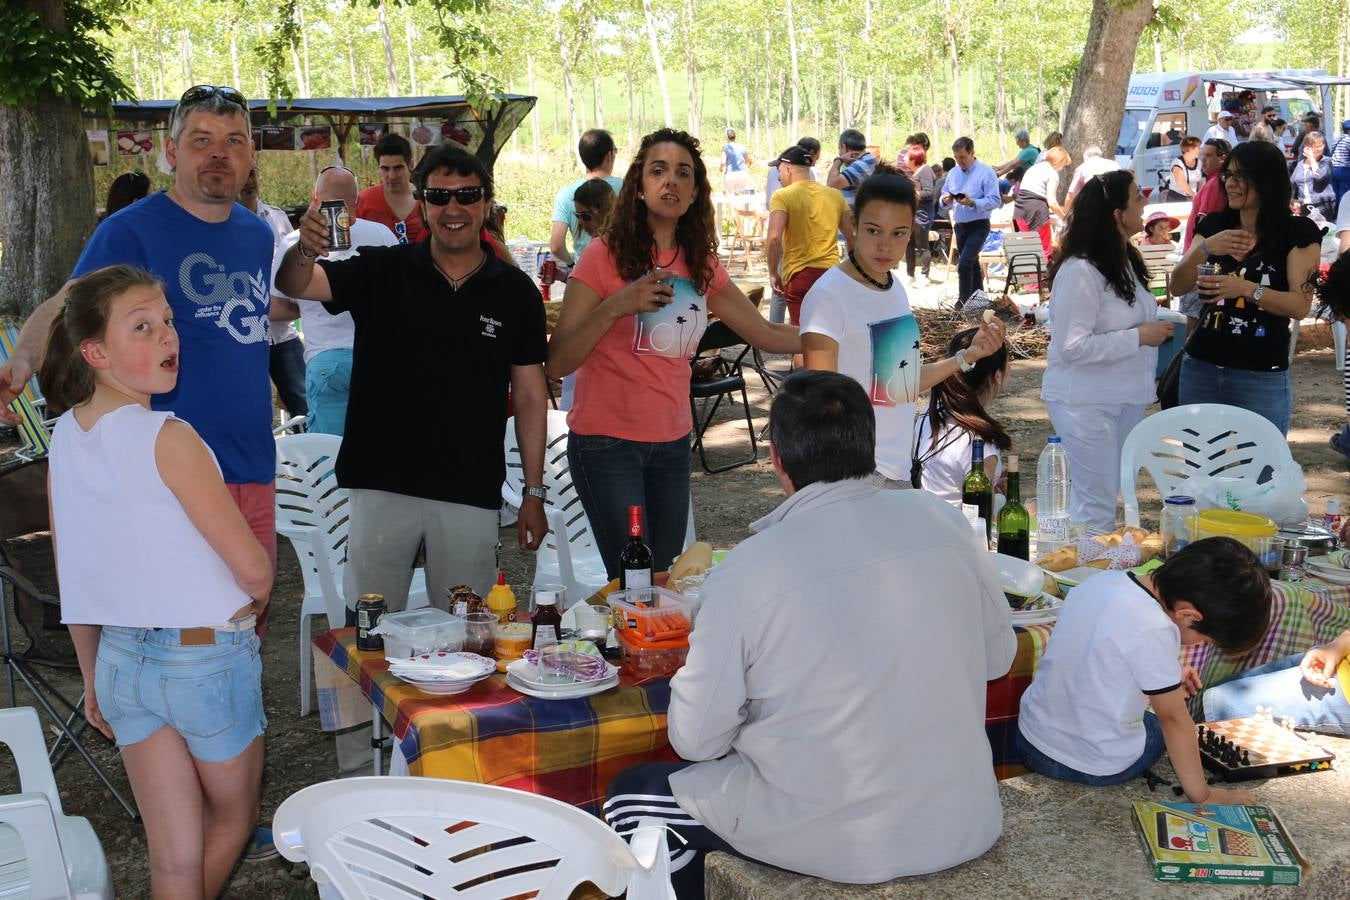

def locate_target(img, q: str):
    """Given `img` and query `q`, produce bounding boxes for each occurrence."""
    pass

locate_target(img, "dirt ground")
[3,264,1349,896]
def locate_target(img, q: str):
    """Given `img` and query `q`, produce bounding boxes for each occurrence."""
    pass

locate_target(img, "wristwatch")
[954,349,976,373]
[523,485,548,502]
[1251,285,1265,308]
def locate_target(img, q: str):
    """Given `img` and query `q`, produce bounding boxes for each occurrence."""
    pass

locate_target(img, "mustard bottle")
[486,570,518,624]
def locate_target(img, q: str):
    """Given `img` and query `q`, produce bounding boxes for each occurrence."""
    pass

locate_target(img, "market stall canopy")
[1198,70,1350,94]
[91,94,536,168]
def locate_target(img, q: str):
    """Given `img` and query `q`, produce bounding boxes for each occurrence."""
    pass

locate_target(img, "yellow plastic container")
[1188,509,1277,552]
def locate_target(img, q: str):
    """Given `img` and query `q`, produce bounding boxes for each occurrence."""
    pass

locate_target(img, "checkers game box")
[1131,801,1308,885]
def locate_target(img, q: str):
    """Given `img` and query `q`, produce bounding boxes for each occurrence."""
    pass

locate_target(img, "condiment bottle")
[531,592,562,650]
[1325,498,1341,541]
[486,570,517,624]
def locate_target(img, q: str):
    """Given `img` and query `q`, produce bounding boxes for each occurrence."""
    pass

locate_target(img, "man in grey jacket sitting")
[604,370,1017,896]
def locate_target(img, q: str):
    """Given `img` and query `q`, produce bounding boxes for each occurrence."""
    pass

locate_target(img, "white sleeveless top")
[50,404,250,627]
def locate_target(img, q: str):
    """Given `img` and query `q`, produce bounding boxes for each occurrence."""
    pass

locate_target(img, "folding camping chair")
[995,230,1050,312]
[690,321,760,473]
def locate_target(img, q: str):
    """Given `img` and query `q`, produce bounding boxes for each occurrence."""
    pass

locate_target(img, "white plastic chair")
[503,412,696,604]
[0,707,112,900]
[274,776,674,900]
[1119,403,1296,527]
[275,435,428,716]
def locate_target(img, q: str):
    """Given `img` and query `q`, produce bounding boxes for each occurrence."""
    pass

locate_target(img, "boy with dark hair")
[1017,537,1271,803]
[356,131,425,242]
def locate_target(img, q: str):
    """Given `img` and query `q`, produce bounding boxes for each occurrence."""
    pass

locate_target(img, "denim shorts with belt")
[94,612,266,762]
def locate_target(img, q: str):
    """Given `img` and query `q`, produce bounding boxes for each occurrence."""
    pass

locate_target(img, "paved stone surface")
[705,736,1349,899]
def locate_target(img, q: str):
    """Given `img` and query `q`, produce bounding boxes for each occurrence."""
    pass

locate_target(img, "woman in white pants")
[1042,170,1175,529]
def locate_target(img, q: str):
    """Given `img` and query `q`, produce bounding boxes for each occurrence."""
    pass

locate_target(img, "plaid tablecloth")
[985,624,1054,780]
[312,629,678,813]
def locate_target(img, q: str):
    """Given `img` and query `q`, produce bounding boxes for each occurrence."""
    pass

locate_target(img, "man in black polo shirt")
[276,144,548,612]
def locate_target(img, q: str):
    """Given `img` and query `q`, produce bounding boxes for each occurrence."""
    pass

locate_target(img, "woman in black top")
[1169,140,1322,434]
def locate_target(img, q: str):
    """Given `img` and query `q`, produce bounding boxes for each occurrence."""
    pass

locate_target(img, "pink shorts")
[227,481,277,639]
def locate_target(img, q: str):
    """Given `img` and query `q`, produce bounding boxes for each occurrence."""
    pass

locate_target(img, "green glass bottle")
[962,438,994,545]
[996,454,1030,560]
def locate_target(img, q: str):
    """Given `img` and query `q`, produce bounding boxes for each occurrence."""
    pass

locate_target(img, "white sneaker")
[914,274,930,288]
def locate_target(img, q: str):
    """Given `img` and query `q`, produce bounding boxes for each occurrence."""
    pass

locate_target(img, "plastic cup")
[1254,536,1286,577]
[572,603,610,646]
[530,583,567,614]
[464,612,497,657]
[539,645,578,684]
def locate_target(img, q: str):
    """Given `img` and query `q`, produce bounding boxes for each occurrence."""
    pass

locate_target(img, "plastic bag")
[1184,465,1308,527]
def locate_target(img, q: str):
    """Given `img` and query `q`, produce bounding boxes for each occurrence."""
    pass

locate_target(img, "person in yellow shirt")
[1201,629,1350,736]
[766,144,850,326]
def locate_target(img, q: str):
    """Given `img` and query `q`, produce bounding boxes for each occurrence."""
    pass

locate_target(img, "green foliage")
[0,2,131,110]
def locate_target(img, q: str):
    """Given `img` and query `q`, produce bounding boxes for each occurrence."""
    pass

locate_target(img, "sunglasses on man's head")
[178,85,248,112]
[421,186,486,206]
[319,164,355,176]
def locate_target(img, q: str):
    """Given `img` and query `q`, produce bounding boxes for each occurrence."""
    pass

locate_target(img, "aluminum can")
[355,593,385,651]
[319,200,353,251]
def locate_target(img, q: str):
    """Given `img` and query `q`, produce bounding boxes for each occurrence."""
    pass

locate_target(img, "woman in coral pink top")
[550,128,799,577]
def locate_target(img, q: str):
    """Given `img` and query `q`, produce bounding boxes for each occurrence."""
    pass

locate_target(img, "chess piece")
[1241,750,1250,766]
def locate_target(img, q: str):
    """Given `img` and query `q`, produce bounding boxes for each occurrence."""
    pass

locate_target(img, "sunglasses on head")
[178,85,248,113]
[421,186,486,206]
[319,164,355,176]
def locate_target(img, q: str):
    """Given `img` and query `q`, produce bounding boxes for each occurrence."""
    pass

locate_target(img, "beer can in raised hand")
[319,200,353,251]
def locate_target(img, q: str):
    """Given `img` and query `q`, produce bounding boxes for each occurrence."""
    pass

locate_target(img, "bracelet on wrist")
[298,244,318,260]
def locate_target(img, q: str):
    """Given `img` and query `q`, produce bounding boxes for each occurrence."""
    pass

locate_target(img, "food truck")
[1115,69,1348,196]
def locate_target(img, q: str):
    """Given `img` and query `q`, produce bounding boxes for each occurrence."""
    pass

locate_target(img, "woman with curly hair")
[549,128,799,577]
[1313,251,1350,457]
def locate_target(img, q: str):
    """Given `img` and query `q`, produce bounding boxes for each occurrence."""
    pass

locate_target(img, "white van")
[1114,69,1345,199]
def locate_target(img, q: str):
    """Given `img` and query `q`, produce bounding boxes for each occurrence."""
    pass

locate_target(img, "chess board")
[1198,715,1336,782]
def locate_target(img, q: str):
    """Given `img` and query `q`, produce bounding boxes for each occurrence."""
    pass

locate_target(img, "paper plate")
[506,658,618,688]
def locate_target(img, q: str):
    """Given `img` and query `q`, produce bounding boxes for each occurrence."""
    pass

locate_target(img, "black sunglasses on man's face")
[178,85,249,113]
[421,186,486,206]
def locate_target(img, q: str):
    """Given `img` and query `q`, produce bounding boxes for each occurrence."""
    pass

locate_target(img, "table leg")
[371,699,383,776]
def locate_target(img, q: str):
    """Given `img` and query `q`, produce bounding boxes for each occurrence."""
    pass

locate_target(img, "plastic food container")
[608,586,694,641]
[615,627,689,679]
[370,609,465,660]
[1189,509,1277,552]
[492,621,534,672]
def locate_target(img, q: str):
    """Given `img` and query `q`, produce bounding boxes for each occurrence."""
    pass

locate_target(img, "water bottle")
[1036,436,1071,556]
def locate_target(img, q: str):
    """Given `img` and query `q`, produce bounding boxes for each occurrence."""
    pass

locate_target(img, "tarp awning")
[92,94,536,166]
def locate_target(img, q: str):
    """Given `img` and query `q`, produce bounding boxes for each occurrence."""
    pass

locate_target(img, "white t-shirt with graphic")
[1018,571,1183,775]
[801,267,920,481]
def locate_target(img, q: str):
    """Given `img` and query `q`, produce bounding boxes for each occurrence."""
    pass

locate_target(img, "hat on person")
[1144,210,1180,232]
[1217,110,1235,120]
[1341,119,1350,132]
[774,145,813,167]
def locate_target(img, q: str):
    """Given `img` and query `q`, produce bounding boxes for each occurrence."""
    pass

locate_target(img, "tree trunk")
[377,0,399,96]
[290,42,307,96]
[134,45,145,99]
[404,11,419,96]
[154,21,165,100]
[996,44,1007,143]
[625,65,636,147]
[762,29,771,150]
[787,0,799,131]
[227,4,241,92]
[0,1,96,318]
[682,0,699,135]
[528,55,541,165]
[181,27,194,86]
[1059,0,1155,201]
[944,2,961,138]
[592,57,604,129]
[347,30,360,95]
[641,0,673,126]
[555,14,580,154]
[863,0,872,138]
[299,1,313,95]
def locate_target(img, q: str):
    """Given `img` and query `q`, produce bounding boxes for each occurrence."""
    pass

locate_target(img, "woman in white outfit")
[1042,170,1175,529]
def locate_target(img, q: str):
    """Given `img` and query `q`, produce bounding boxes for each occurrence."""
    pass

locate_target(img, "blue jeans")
[1178,354,1292,435]
[567,432,691,579]
[1332,166,1350,206]
[305,347,353,435]
[95,624,266,762]
[1201,654,1350,737]
[1016,714,1166,785]
[954,219,991,305]
[269,336,308,423]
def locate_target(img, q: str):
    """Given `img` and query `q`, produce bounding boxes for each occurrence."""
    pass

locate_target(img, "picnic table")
[313,574,1350,806]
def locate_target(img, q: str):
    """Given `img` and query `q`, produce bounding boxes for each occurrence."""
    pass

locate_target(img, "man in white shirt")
[1064,146,1120,211]
[604,370,1016,898]
[1203,110,1239,147]
[270,166,399,434]
[241,167,308,430]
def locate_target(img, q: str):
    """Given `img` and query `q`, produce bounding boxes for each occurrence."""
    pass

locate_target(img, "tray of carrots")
[607,585,693,642]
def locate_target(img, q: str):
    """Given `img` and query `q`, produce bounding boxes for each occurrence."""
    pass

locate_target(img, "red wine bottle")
[619,505,653,589]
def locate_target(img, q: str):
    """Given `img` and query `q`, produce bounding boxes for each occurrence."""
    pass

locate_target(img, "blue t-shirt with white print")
[72,192,276,484]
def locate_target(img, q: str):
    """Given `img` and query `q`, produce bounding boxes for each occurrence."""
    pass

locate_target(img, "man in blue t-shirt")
[549,129,623,267]
[0,85,277,619]
[721,128,753,192]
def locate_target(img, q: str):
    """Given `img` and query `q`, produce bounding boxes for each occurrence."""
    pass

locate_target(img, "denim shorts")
[94,624,266,762]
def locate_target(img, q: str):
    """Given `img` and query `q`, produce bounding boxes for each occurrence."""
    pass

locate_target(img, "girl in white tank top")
[39,265,272,898]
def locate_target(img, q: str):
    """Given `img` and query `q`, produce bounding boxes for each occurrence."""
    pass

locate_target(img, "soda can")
[355,593,386,652]
[319,200,353,251]
[540,257,557,286]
